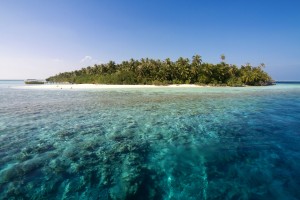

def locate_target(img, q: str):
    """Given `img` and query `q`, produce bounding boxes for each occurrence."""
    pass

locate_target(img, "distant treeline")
[46,55,273,86]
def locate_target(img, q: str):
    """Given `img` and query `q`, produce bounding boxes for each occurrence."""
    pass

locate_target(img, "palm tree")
[192,54,202,65]
[260,63,265,69]
[163,58,173,81]
[190,55,202,83]
[176,57,191,82]
[221,54,225,62]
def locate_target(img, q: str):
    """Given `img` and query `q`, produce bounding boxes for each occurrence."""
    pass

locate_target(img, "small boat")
[24,79,45,84]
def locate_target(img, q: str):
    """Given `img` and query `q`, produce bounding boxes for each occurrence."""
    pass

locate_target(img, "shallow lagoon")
[1,82,300,199]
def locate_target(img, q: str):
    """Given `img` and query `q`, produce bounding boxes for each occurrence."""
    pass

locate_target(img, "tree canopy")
[46,55,274,86]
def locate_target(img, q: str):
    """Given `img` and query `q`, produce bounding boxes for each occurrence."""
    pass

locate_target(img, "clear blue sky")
[0,0,299,80]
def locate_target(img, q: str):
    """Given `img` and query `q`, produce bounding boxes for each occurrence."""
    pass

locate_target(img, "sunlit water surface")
[1,81,300,199]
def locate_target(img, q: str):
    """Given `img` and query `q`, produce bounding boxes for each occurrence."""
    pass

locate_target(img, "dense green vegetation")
[46,55,273,86]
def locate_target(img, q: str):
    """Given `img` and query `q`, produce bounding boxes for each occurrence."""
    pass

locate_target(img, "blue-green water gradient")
[1,81,300,199]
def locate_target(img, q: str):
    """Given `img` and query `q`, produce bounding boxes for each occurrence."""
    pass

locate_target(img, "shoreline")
[15,84,209,90]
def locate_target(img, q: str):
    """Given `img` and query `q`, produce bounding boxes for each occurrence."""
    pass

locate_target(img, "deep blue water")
[1,81,300,199]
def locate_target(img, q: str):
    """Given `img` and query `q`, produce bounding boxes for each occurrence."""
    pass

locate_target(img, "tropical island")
[46,55,273,86]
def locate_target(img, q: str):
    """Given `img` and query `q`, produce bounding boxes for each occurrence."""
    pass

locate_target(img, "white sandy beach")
[17,84,206,90]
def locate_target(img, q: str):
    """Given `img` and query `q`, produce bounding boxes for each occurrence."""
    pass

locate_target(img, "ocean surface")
[1,81,300,200]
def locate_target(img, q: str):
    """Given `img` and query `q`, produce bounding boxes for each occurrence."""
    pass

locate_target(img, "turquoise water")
[1,81,300,199]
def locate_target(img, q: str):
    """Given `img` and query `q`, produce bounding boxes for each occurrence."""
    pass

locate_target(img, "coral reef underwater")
[1,87,300,199]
